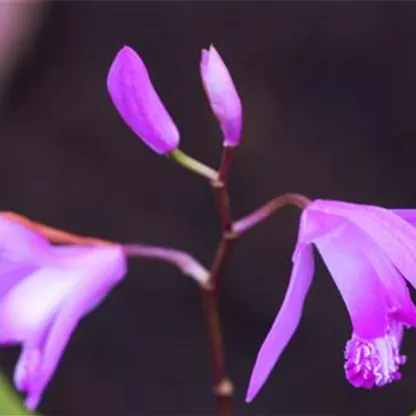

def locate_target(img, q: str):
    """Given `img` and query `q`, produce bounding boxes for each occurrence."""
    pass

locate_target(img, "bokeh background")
[0,1,416,415]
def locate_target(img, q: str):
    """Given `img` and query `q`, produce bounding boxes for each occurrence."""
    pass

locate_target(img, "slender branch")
[1,211,209,286]
[200,287,234,415]
[233,193,311,236]
[169,149,218,181]
[199,145,238,416]
[212,182,233,235]
[212,147,234,232]
[200,224,235,416]
[218,146,233,183]
[210,233,236,288]
[123,244,210,287]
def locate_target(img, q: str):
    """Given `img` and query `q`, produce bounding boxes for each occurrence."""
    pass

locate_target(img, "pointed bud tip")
[245,389,255,403]
[110,46,138,67]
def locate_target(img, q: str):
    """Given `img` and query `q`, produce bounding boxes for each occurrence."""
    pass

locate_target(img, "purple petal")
[392,209,416,228]
[13,245,126,411]
[309,200,416,292]
[313,223,389,339]
[200,45,242,147]
[14,329,47,401]
[359,231,416,326]
[0,267,81,343]
[246,244,314,402]
[0,216,50,300]
[107,46,180,155]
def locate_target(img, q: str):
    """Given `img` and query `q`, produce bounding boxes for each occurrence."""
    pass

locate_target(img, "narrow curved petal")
[200,45,242,147]
[392,209,416,228]
[22,245,126,411]
[14,327,49,402]
[314,224,389,339]
[359,232,416,326]
[107,46,180,155]
[246,244,314,402]
[309,200,416,291]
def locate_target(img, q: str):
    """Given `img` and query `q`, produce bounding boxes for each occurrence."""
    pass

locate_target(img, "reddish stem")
[233,193,311,236]
[199,146,237,416]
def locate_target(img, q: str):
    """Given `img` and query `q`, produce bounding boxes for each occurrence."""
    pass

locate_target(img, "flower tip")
[245,387,256,403]
[200,48,209,66]
[25,397,39,413]
[117,45,133,56]
[200,45,222,75]
[121,44,133,52]
[109,46,138,71]
[245,374,263,403]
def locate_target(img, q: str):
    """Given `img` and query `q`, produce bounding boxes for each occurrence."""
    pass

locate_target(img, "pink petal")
[23,245,126,411]
[246,244,314,402]
[358,230,416,326]
[0,216,49,300]
[313,223,389,339]
[107,46,179,155]
[0,267,81,343]
[309,200,416,292]
[392,209,416,228]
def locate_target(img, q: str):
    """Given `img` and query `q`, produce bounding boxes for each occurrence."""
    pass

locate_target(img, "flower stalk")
[234,193,311,236]
[198,145,238,416]
[1,212,210,287]
[169,149,218,181]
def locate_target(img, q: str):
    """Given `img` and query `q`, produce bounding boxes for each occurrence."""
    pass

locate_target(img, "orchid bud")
[107,46,180,155]
[200,45,242,147]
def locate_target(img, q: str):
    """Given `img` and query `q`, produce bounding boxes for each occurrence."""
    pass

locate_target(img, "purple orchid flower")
[200,45,242,147]
[246,199,416,402]
[0,216,126,410]
[107,46,180,155]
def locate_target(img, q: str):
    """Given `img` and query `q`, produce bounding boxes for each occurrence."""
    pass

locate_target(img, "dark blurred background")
[0,1,416,415]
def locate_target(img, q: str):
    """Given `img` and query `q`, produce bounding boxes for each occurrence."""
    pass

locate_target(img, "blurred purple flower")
[246,199,416,402]
[107,46,180,155]
[200,45,242,147]
[0,216,126,410]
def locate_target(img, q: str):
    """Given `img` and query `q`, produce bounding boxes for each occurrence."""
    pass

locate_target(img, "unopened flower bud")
[107,46,180,155]
[200,45,242,147]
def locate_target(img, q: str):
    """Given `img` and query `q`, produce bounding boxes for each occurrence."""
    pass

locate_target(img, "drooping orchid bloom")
[200,45,242,147]
[246,199,416,402]
[0,216,126,410]
[107,46,180,155]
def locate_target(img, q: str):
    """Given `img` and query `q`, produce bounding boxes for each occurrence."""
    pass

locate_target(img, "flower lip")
[107,45,180,155]
[344,320,406,389]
